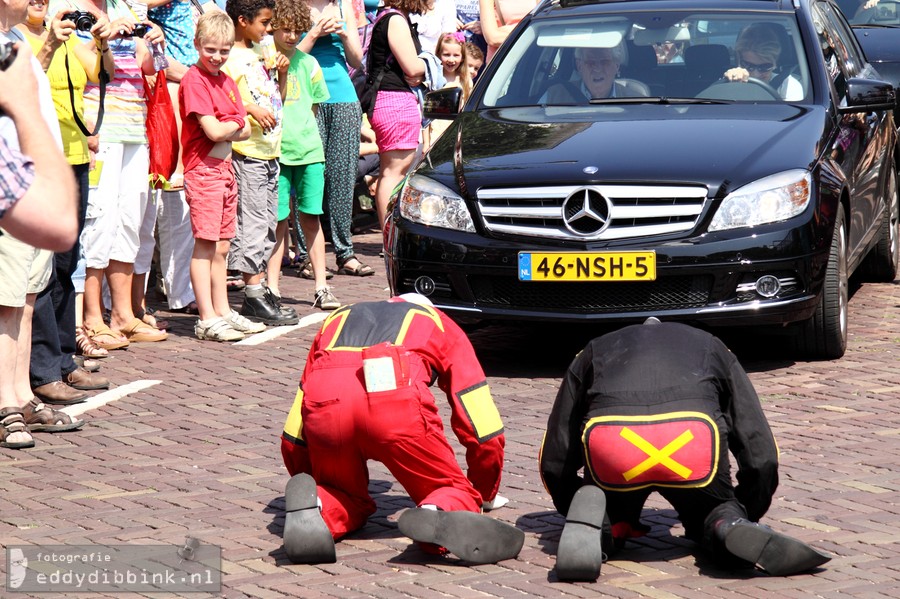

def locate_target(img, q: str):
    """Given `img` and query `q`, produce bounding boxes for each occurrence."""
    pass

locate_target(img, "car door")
[813,0,888,264]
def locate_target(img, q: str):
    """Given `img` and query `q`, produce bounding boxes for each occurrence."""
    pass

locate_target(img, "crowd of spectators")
[0,0,500,449]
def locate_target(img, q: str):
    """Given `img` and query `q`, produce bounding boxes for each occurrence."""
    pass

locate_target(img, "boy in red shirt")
[179,11,262,341]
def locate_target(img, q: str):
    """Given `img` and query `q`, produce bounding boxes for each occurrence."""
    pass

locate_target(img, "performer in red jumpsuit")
[280,294,523,565]
[540,318,831,581]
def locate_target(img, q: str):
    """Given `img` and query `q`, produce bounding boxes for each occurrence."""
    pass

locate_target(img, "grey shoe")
[397,508,524,564]
[283,474,336,564]
[313,287,341,311]
[225,310,267,334]
[722,519,831,576]
[556,485,606,582]
[194,318,245,342]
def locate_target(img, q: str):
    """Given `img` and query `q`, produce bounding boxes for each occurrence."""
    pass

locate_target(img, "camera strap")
[64,44,107,138]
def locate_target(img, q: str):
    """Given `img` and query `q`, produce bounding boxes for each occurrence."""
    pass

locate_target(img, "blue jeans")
[30,163,89,387]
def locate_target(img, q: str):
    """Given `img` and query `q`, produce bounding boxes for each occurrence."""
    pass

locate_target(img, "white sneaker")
[225,310,267,334]
[313,287,341,310]
[194,317,245,342]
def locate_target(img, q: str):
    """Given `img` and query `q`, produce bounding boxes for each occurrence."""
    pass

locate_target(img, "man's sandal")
[136,307,169,331]
[335,255,375,277]
[22,398,84,433]
[0,408,35,449]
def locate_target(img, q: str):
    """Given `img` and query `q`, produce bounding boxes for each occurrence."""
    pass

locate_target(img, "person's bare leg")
[299,213,328,291]
[0,306,30,445]
[106,260,138,331]
[212,240,232,318]
[190,239,217,322]
[131,271,147,319]
[267,220,289,298]
[375,149,416,229]
[81,267,107,332]
[13,294,36,405]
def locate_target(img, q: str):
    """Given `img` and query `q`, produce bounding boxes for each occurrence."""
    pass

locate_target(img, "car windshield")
[838,0,900,25]
[480,10,812,108]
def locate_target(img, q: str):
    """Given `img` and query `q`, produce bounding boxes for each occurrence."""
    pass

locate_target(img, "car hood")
[423,104,827,197]
[854,26,900,63]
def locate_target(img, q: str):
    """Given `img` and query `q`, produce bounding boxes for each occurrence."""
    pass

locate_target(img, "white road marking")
[61,380,162,417]
[234,312,328,346]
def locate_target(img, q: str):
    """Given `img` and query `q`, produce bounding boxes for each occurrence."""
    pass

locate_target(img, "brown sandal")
[22,398,84,433]
[85,323,130,351]
[136,307,169,331]
[0,408,35,448]
[76,325,110,358]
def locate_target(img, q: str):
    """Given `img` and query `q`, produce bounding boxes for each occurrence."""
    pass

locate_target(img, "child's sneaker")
[194,317,245,342]
[225,310,267,334]
[313,287,341,310]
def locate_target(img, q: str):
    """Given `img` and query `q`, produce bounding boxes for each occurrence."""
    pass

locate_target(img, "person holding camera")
[17,1,115,405]
[48,0,168,350]
[0,0,82,448]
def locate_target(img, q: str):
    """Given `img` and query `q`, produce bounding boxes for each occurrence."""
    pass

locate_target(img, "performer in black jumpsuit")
[540,318,830,581]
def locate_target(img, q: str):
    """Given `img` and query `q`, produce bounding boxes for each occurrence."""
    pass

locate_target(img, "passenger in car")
[542,42,650,103]
[723,22,804,100]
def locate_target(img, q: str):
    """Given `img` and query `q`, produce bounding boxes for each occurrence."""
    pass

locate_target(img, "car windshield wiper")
[588,96,734,105]
[851,23,900,28]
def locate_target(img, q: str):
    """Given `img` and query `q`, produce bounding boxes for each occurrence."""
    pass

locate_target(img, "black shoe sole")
[283,474,336,564]
[239,310,300,326]
[397,508,524,564]
[556,486,606,582]
[724,521,831,576]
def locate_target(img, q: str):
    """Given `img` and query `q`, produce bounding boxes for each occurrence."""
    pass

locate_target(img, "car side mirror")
[841,77,897,112]
[424,87,462,120]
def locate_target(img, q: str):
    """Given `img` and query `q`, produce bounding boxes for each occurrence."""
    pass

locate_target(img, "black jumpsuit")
[539,322,779,553]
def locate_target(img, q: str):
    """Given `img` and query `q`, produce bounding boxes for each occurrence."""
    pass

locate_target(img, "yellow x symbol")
[620,427,694,482]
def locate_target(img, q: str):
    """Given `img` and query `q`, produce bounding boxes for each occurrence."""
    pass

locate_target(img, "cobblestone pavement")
[3,230,900,598]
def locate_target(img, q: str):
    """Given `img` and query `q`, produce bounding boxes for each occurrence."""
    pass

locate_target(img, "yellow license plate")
[518,251,656,282]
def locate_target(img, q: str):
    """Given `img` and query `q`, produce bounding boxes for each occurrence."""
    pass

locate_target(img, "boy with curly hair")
[269,0,339,310]
[223,0,298,326]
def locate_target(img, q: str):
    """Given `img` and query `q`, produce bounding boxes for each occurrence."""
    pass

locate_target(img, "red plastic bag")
[143,73,178,190]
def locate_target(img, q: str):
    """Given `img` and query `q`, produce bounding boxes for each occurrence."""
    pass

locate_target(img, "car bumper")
[384,215,831,327]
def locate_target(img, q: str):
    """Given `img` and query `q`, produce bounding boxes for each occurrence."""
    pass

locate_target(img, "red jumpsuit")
[281,298,506,540]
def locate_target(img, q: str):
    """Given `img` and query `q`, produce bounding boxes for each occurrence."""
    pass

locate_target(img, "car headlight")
[398,174,475,233]
[709,170,812,231]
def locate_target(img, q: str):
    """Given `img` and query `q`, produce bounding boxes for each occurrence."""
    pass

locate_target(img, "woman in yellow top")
[16,0,115,368]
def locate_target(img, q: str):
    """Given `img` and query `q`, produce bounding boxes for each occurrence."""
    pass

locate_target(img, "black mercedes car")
[383,0,899,359]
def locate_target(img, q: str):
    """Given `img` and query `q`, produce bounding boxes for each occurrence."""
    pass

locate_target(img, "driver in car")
[723,23,804,100]
[543,41,649,102]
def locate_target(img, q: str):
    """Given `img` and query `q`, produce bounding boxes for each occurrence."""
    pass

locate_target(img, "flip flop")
[116,318,168,343]
[556,485,606,582]
[397,508,524,564]
[85,323,130,351]
[283,474,336,564]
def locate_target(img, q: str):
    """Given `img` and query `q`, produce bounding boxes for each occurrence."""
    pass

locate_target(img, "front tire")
[796,209,848,360]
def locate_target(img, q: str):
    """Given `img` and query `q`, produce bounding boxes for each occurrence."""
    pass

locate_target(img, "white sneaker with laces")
[313,287,341,310]
[225,310,267,334]
[194,317,245,342]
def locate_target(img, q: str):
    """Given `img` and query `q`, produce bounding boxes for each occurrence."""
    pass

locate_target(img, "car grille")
[476,185,708,241]
[468,275,712,313]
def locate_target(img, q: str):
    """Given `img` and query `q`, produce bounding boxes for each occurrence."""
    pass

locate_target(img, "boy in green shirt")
[270,0,338,310]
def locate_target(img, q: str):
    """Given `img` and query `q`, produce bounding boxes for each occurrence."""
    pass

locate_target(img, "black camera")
[0,41,16,71]
[61,11,98,32]
[125,24,149,38]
